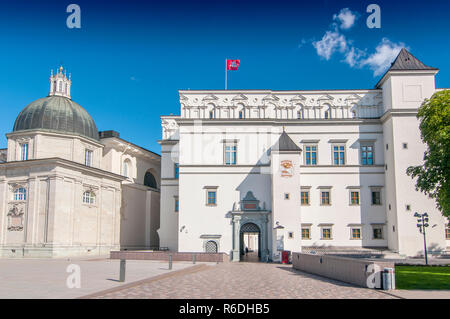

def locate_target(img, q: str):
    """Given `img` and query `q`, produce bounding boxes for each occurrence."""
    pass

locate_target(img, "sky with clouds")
[0,0,449,152]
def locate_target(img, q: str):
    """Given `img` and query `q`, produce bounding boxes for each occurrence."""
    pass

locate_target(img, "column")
[232,215,241,262]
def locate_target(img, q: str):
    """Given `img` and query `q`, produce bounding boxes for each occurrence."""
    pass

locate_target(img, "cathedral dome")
[12,67,99,141]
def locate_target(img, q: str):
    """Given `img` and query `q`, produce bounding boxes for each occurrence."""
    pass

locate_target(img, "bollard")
[193,254,196,264]
[168,254,173,270]
[119,259,126,282]
[382,268,395,290]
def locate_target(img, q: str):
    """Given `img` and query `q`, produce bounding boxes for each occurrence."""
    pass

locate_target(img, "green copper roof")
[13,96,99,141]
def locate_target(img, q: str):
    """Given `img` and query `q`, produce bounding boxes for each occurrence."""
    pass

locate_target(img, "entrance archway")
[240,223,261,262]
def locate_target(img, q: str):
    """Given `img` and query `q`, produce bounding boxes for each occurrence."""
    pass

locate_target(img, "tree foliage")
[407,90,450,217]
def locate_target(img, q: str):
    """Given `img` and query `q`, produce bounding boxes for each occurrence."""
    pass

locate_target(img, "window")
[321,228,332,240]
[288,232,294,239]
[350,191,360,205]
[82,191,95,204]
[445,226,450,240]
[205,241,218,253]
[373,227,383,239]
[122,160,130,177]
[332,144,345,165]
[174,163,179,179]
[224,143,237,165]
[301,191,309,205]
[324,111,329,119]
[284,193,290,200]
[406,205,411,211]
[371,191,381,205]
[85,149,93,167]
[209,111,214,119]
[174,197,179,212]
[304,145,317,165]
[239,111,243,119]
[144,171,158,188]
[206,190,217,206]
[361,144,374,165]
[297,111,301,119]
[20,143,29,161]
[14,188,26,201]
[301,228,311,240]
[402,143,408,149]
[321,191,330,205]
[351,228,361,240]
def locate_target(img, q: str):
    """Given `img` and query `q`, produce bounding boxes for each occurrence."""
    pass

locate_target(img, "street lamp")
[414,212,429,265]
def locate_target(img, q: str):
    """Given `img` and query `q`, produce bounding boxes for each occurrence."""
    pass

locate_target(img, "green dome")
[13,96,99,141]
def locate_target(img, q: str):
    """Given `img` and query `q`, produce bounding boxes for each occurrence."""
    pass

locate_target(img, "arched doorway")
[240,223,260,262]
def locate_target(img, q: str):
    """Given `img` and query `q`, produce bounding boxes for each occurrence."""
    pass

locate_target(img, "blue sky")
[0,0,449,152]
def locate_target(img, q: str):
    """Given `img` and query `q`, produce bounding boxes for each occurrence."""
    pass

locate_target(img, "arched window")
[82,191,95,204]
[205,241,218,253]
[144,171,158,189]
[123,159,131,178]
[58,81,62,92]
[14,188,26,201]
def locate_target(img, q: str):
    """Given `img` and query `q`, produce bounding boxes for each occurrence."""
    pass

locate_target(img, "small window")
[82,191,95,204]
[239,111,243,119]
[174,163,179,179]
[402,143,408,149]
[371,191,381,205]
[373,227,383,239]
[321,228,332,240]
[20,143,29,161]
[207,190,217,206]
[445,226,450,240]
[14,187,26,201]
[284,193,290,200]
[389,204,391,210]
[332,144,345,166]
[205,240,218,253]
[351,228,361,239]
[297,111,301,119]
[324,111,329,119]
[301,228,311,240]
[321,191,330,205]
[350,191,360,205]
[209,111,214,119]
[85,149,93,167]
[174,198,179,212]
[288,232,294,239]
[406,205,411,211]
[301,191,309,205]
[386,144,389,150]
[224,143,237,165]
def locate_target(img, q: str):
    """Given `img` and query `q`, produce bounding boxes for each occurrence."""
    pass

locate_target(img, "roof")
[375,48,439,88]
[389,48,438,71]
[272,131,301,152]
[13,96,99,141]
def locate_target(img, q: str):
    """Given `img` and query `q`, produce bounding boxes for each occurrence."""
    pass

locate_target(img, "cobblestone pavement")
[92,262,396,299]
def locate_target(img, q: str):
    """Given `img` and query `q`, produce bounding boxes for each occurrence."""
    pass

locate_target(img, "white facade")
[158,50,450,260]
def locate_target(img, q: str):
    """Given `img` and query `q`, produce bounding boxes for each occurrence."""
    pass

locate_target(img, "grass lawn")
[395,265,450,290]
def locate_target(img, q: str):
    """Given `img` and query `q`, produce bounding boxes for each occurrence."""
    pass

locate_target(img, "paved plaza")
[0,257,197,299]
[90,261,396,299]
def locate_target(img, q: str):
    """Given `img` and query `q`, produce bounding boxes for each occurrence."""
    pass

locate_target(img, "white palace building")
[158,49,450,261]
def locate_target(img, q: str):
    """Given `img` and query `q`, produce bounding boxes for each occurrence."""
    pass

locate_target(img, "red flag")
[226,59,240,71]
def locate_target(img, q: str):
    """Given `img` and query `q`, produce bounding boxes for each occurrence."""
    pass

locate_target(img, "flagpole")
[225,59,227,90]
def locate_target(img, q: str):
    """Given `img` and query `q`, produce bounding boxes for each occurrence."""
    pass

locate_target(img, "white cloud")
[344,47,366,67]
[359,38,405,76]
[312,31,348,60]
[333,8,358,30]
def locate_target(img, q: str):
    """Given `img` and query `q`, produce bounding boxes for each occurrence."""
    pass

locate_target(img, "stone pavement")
[91,261,396,299]
[386,290,450,299]
[0,257,199,298]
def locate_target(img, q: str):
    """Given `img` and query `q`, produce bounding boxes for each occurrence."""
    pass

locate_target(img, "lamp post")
[414,212,429,265]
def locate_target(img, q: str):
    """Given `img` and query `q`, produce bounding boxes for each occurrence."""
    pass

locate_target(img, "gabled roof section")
[272,131,301,152]
[389,48,437,71]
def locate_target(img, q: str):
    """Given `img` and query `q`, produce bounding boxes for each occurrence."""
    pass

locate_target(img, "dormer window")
[85,149,93,167]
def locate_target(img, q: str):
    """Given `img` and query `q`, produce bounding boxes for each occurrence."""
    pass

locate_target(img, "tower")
[378,48,447,256]
[49,66,71,99]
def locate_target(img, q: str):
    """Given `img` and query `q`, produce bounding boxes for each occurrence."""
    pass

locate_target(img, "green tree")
[407,90,450,217]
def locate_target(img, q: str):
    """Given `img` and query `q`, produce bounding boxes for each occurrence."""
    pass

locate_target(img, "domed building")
[0,67,161,257]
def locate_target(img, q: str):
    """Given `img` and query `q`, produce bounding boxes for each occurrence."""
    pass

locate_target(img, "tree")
[407,90,450,217]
